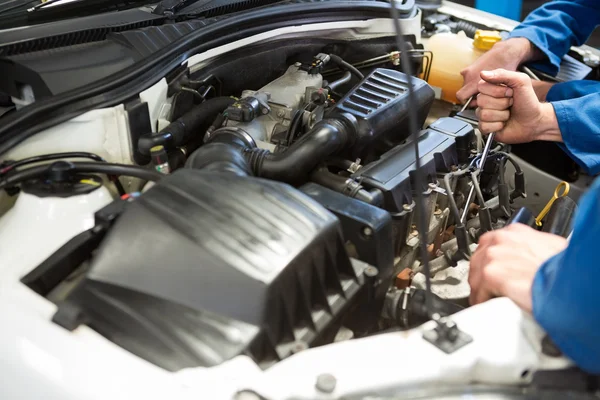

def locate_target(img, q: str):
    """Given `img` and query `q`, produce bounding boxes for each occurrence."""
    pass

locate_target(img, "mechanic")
[457,0,600,374]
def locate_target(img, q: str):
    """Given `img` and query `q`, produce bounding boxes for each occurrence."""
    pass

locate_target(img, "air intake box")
[53,169,378,371]
[352,117,474,212]
[330,68,435,156]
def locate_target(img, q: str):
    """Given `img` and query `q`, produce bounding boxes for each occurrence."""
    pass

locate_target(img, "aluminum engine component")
[226,63,323,149]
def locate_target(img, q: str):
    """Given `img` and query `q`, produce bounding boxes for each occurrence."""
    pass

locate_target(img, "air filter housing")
[54,169,375,371]
[330,68,435,156]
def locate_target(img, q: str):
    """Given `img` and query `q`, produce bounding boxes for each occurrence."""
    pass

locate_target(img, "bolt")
[444,320,459,342]
[276,109,285,118]
[403,204,413,211]
[434,209,442,216]
[451,165,458,172]
[362,226,373,238]
[364,266,379,277]
[428,183,437,190]
[315,373,337,393]
[310,113,316,122]
[290,340,308,354]
[294,62,302,67]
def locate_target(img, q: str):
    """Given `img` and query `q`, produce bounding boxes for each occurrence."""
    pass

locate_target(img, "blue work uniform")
[509,0,600,174]
[507,1,600,373]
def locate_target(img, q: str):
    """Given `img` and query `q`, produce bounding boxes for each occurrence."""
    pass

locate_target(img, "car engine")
[0,11,582,388]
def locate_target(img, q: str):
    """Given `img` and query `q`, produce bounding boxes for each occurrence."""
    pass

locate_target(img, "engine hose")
[185,142,252,176]
[329,54,365,80]
[453,20,478,38]
[310,168,384,206]
[326,71,352,91]
[442,171,471,258]
[245,118,355,184]
[138,96,236,156]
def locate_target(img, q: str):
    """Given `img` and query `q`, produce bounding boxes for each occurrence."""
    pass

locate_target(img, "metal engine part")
[225,63,324,149]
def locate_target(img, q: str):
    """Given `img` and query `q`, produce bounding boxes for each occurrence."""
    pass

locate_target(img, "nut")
[364,266,379,277]
[362,226,374,238]
[315,373,337,393]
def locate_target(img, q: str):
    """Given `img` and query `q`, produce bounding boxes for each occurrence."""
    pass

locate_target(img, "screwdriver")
[458,95,496,223]
[461,131,496,223]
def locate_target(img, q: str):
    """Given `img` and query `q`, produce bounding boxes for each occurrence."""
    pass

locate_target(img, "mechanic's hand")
[457,38,539,106]
[468,223,568,312]
[476,69,562,144]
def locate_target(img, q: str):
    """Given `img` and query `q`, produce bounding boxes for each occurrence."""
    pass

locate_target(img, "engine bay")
[0,2,595,398]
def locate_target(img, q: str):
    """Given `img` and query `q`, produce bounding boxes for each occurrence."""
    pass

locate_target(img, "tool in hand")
[459,95,474,113]
[461,131,496,223]
[535,181,570,226]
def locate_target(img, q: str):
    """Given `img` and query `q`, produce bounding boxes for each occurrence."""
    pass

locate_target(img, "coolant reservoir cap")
[48,160,76,182]
[21,161,103,198]
[473,30,502,51]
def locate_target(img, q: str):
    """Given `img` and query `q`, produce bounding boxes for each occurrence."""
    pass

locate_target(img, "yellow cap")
[473,30,502,51]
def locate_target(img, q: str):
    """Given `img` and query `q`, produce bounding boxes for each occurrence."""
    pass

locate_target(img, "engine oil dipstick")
[535,181,570,226]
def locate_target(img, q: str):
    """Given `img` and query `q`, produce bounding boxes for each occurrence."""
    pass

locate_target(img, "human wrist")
[531,81,556,102]
[534,102,563,142]
[501,37,540,63]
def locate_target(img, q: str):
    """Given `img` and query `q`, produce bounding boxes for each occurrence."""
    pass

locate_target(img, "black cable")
[389,1,434,318]
[329,54,365,80]
[111,178,127,196]
[285,109,304,145]
[497,151,523,173]
[284,102,314,145]
[1,152,128,195]
[0,151,105,174]
[0,162,163,190]
[470,171,486,206]
[443,172,462,223]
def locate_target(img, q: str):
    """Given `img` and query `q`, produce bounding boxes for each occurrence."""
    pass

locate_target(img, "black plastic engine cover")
[352,117,474,212]
[330,68,435,157]
[299,182,393,334]
[55,169,371,371]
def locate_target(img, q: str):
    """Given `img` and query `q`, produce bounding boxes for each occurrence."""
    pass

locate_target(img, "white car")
[0,0,597,398]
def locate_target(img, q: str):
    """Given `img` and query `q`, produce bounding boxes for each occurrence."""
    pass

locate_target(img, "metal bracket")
[423,314,473,354]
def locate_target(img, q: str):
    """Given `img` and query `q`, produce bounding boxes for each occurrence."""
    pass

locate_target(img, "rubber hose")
[329,54,364,80]
[327,71,352,91]
[247,118,353,184]
[138,96,235,155]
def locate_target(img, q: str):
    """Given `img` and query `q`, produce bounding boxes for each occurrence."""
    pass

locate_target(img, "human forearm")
[532,177,600,374]
[503,37,544,64]
[534,103,563,143]
[509,0,600,74]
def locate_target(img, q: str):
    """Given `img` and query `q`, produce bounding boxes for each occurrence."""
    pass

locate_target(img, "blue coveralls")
[506,0,600,373]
